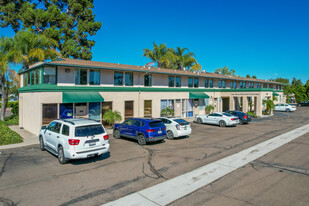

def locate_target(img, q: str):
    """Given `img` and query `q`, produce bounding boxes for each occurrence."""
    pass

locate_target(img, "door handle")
[57,136,59,138]
[49,133,51,135]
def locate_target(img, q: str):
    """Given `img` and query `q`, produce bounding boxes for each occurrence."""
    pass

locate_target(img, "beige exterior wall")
[57,66,75,86]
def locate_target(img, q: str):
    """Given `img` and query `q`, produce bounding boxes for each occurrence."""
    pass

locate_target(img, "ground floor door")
[125,101,134,120]
[222,97,230,112]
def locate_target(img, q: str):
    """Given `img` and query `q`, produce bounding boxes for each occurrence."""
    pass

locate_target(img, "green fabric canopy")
[62,92,104,103]
[189,92,210,99]
[273,92,279,96]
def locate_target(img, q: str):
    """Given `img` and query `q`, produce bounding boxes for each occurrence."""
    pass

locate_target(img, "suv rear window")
[75,124,105,137]
[148,121,165,128]
[174,119,190,125]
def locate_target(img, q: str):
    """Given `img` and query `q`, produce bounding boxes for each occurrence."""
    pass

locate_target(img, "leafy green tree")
[271,77,289,84]
[290,78,307,103]
[103,110,122,126]
[214,66,235,76]
[170,47,201,72]
[0,0,101,60]
[263,99,275,115]
[205,105,214,114]
[252,75,257,79]
[161,108,174,117]
[305,80,309,100]
[246,74,251,78]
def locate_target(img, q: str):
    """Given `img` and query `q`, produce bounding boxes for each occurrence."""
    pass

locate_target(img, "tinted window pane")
[222,80,226,88]
[62,125,70,136]
[60,103,73,119]
[43,67,56,84]
[176,76,181,87]
[125,72,133,86]
[209,79,213,88]
[149,121,165,128]
[222,113,232,116]
[35,69,39,84]
[188,77,193,87]
[205,79,209,88]
[114,72,123,86]
[90,69,100,85]
[144,100,152,117]
[75,125,105,137]
[89,102,101,120]
[75,68,87,85]
[174,119,190,125]
[218,80,222,88]
[144,74,152,86]
[168,76,175,87]
[42,104,58,124]
[54,123,62,133]
[47,122,57,131]
[30,71,34,85]
[194,78,199,88]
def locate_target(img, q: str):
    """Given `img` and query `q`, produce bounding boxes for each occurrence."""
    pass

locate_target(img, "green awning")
[273,92,279,96]
[189,92,210,99]
[62,92,104,103]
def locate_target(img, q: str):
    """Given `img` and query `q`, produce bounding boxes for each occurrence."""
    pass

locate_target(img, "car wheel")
[286,108,290,112]
[239,119,243,125]
[219,120,226,127]
[39,136,45,151]
[167,130,174,140]
[58,146,68,164]
[197,118,203,124]
[137,134,146,145]
[113,129,121,139]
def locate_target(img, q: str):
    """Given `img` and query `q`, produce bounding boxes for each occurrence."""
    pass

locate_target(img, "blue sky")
[1,0,308,83]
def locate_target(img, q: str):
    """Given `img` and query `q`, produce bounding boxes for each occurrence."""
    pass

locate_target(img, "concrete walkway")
[0,126,38,150]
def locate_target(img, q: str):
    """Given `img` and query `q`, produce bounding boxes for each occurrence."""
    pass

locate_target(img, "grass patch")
[0,120,23,145]
[4,115,19,125]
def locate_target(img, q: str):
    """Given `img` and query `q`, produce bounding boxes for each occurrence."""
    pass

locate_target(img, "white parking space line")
[103,124,309,206]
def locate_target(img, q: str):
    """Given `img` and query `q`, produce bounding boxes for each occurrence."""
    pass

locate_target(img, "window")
[47,122,57,131]
[188,77,193,87]
[42,104,58,124]
[54,123,62,133]
[35,69,39,84]
[75,125,105,137]
[161,100,174,117]
[222,80,226,88]
[205,79,209,88]
[30,71,34,85]
[27,71,31,85]
[218,80,222,88]
[243,82,246,88]
[89,102,101,120]
[240,82,243,88]
[144,74,152,86]
[144,100,152,117]
[176,76,181,87]
[75,68,87,85]
[194,78,199,88]
[43,67,56,84]
[114,72,123,86]
[24,73,28,86]
[168,76,175,87]
[210,79,213,88]
[125,101,134,119]
[125,72,133,86]
[230,81,233,88]
[89,69,100,85]
[59,103,73,119]
[234,81,237,88]
[62,125,70,136]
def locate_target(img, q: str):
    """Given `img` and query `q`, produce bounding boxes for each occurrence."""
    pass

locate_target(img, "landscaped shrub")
[0,121,23,145]
[4,115,19,125]
[247,111,257,118]
[11,101,19,116]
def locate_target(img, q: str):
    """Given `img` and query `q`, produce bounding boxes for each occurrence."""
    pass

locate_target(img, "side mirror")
[41,125,47,130]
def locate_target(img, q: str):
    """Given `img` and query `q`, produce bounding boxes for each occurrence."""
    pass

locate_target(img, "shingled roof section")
[31,58,282,84]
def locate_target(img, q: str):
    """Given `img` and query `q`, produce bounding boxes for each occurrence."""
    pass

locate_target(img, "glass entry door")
[125,101,134,120]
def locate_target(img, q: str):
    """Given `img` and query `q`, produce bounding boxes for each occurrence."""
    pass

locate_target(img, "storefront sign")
[231,93,259,96]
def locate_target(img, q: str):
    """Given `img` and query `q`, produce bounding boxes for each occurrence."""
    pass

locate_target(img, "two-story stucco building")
[18,58,285,135]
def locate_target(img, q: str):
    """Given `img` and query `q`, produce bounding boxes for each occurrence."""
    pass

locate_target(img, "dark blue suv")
[113,118,167,145]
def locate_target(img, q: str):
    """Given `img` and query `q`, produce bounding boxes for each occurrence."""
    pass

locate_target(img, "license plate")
[158,131,162,134]
[89,142,96,146]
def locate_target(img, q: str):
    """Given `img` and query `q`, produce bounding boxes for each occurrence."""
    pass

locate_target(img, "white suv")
[159,118,192,139]
[39,118,110,164]
[274,103,296,112]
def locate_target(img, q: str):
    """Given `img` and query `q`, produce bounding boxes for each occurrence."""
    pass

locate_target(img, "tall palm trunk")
[1,75,6,121]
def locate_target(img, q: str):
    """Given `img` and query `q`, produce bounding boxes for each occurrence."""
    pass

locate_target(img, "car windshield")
[75,124,105,137]
[222,113,233,117]
[149,121,165,128]
[174,119,190,125]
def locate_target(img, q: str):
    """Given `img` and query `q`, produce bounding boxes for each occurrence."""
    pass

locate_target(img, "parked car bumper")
[146,135,166,142]
[227,120,239,126]
[64,144,110,159]
[243,118,251,123]
[174,128,192,137]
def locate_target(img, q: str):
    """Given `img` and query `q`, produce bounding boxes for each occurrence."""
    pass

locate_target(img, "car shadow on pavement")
[69,152,111,165]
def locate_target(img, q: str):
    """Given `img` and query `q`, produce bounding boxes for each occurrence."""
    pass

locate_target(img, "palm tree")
[263,99,275,115]
[205,105,215,114]
[161,107,174,117]
[143,42,174,69]
[215,66,235,76]
[170,47,202,72]
[13,30,60,70]
[103,110,122,126]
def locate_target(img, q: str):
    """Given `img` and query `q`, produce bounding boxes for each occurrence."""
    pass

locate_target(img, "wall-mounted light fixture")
[65,68,70,73]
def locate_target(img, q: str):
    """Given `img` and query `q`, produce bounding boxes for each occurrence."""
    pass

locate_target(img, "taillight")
[103,134,109,140]
[163,127,166,130]
[147,129,156,133]
[231,118,238,121]
[175,124,180,130]
[244,115,247,119]
[68,139,80,145]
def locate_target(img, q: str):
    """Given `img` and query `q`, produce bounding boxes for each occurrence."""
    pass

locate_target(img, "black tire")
[137,134,146,145]
[167,130,174,140]
[197,118,203,124]
[39,136,45,151]
[58,146,68,164]
[113,129,121,139]
[286,108,290,112]
[239,119,243,125]
[219,120,226,127]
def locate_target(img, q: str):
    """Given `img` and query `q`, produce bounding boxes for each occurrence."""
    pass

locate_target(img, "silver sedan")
[195,112,239,127]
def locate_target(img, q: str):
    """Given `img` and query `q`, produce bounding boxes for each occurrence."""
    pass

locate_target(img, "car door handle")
[48,133,51,135]
[57,136,59,138]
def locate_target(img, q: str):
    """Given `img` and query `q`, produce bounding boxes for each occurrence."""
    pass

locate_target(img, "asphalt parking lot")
[1,108,309,206]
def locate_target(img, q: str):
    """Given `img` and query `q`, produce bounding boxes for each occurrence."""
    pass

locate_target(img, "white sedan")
[158,118,192,139]
[274,103,296,112]
[195,112,239,127]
